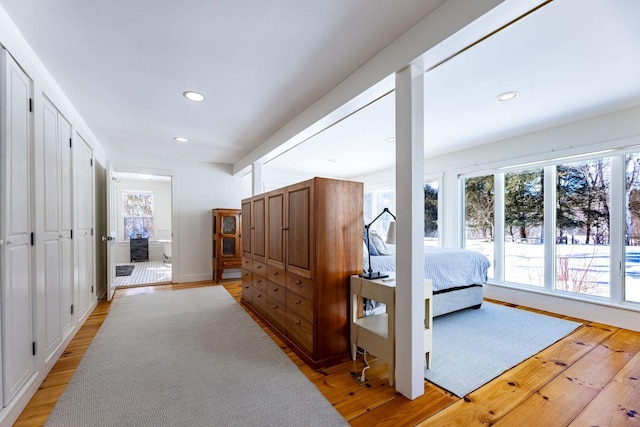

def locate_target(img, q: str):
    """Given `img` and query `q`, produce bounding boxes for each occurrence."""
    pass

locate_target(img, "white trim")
[484,282,640,332]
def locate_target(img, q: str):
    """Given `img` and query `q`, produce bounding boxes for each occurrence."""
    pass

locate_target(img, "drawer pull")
[273,288,278,292]
[257,279,262,283]
[294,320,301,325]
[272,305,278,309]
[256,265,262,269]
[257,293,262,298]
[294,300,301,305]
[244,285,249,289]
[295,280,302,285]
[272,271,278,276]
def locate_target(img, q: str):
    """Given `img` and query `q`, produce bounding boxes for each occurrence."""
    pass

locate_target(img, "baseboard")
[484,283,640,332]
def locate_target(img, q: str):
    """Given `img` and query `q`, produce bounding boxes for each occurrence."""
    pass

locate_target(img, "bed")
[363,234,490,317]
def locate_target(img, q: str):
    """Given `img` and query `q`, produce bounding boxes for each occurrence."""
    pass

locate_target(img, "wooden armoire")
[241,177,363,368]
[212,209,242,282]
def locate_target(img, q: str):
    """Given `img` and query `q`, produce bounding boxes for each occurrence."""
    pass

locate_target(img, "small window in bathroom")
[122,191,154,241]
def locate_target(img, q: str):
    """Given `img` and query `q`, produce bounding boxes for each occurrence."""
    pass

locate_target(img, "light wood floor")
[15,280,640,426]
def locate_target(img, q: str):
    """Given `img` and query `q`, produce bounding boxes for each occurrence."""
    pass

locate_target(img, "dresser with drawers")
[241,177,363,368]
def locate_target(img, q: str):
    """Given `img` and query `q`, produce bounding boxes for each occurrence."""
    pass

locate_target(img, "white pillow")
[369,229,388,255]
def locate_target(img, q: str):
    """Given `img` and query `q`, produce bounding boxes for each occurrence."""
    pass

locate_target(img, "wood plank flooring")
[14,280,640,426]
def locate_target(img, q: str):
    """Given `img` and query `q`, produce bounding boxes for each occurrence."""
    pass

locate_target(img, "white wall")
[108,155,251,282]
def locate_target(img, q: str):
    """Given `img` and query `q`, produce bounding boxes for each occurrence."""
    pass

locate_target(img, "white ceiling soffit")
[265,0,640,179]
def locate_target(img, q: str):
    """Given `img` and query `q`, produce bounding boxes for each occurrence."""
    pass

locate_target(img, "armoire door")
[241,199,252,257]
[0,49,35,405]
[286,182,313,278]
[266,190,285,270]
[252,195,266,263]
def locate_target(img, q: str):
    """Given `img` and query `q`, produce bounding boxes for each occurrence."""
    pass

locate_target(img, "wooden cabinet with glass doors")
[212,208,242,282]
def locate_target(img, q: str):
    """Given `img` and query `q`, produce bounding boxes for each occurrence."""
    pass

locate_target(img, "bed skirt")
[432,284,483,317]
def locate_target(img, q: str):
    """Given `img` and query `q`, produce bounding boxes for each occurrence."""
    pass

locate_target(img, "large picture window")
[122,191,154,241]
[460,152,640,306]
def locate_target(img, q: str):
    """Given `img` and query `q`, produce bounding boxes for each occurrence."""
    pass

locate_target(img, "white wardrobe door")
[1,51,35,405]
[41,97,63,360]
[73,133,94,321]
[59,113,73,339]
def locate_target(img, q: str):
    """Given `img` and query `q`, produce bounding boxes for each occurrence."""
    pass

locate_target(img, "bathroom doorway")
[110,171,174,287]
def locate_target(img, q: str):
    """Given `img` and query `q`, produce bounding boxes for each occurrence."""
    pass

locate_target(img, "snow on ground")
[462,239,640,303]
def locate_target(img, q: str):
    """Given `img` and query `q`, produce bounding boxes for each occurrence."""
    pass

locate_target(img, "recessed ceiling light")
[328,158,338,163]
[139,174,153,180]
[386,137,396,143]
[183,91,205,102]
[174,137,189,143]
[497,91,518,101]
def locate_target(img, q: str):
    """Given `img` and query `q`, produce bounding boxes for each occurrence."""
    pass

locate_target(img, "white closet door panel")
[75,235,89,318]
[1,50,34,406]
[61,237,73,338]
[73,135,94,321]
[44,239,62,356]
[59,114,73,336]
[60,117,72,232]
[2,240,33,403]
[6,59,30,241]
[42,99,60,234]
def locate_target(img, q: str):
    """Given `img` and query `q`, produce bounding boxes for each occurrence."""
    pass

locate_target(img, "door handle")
[101,236,114,241]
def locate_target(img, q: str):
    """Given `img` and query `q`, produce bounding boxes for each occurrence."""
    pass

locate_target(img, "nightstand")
[350,274,432,387]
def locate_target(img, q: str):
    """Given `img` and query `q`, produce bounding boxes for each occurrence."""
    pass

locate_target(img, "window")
[364,181,440,245]
[122,191,154,241]
[504,168,544,286]
[424,180,438,246]
[460,153,638,305]
[464,174,494,279]
[555,159,610,297]
[626,153,640,303]
[364,188,395,237]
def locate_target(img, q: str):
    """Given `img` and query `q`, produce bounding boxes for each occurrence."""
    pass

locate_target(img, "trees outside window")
[122,192,154,240]
[625,153,640,303]
[504,169,544,286]
[424,181,438,246]
[464,175,494,279]
[555,159,610,297]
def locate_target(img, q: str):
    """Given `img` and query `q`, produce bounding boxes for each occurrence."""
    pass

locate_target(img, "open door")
[103,162,117,300]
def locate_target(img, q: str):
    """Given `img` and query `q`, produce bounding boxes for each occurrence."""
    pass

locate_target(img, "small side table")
[350,274,433,387]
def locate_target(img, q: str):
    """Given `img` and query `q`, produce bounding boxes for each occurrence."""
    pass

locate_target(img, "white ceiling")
[266,0,640,178]
[1,0,639,180]
[0,0,444,164]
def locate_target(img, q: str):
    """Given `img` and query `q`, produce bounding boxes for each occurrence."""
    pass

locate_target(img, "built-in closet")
[0,48,96,426]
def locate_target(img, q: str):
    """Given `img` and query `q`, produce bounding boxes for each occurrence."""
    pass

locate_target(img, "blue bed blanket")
[364,245,490,292]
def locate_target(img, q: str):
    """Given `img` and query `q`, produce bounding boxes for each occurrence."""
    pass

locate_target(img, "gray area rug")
[425,302,581,397]
[115,264,134,276]
[46,286,347,427]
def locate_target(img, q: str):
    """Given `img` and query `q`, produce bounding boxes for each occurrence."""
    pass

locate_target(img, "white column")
[394,63,425,399]
[251,162,263,196]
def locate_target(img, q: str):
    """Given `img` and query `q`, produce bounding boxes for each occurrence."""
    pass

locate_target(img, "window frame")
[458,148,639,311]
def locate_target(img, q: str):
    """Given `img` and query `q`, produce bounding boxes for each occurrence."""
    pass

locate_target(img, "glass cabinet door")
[222,216,236,235]
[222,237,236,256]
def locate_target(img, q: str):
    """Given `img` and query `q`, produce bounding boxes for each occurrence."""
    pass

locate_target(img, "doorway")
[110,171,174,287]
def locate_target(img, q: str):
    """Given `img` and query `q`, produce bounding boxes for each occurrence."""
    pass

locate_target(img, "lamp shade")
[385,221,396,244]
